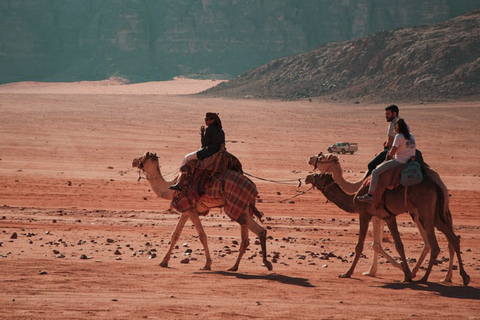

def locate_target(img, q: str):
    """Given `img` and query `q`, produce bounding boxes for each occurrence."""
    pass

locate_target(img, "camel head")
[308,152,339,171]
[132,151,159,171]
[305,172,335,191]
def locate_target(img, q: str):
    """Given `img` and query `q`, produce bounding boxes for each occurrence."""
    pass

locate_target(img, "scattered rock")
[10,232,18,239]
[180,258,190,264]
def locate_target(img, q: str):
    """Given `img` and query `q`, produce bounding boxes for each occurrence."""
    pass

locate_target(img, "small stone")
[114,250,122,255]
[80,254,89,260]
[10,232,18,239]
[39,270,48,275]
[180,258,190,264]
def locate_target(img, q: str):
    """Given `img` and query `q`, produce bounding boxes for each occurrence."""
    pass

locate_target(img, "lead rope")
[243,172,302,187]
[259,186,314,203]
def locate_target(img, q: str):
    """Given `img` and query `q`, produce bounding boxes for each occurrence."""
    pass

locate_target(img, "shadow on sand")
[379,281,480,300]
[206,271,316,288]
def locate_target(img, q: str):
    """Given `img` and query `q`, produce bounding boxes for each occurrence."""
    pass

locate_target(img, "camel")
[305,172,470,285]
[132,151,273,272]
[308,152,455,282]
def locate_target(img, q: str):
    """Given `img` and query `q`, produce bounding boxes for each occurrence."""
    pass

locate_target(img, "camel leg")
[384,216,412,282]
[441,243,455,283]
[416,223,440,284]
[188,210,213,270]
[160,211,189,268]
[341,213,371,278]
[239,213,273,271]
[363,217,402,276]
[410,214,430,278]
[228,224,249,272]
[435,221,470,286]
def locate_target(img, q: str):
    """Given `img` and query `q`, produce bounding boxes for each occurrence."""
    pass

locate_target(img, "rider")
[169,112,225,191]
[358,118,416,202]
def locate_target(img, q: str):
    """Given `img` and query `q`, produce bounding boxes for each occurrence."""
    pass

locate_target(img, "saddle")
[177,151,244,202]
[371,157,424,209]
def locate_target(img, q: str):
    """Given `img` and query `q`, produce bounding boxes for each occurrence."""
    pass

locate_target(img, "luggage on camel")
[400,159,423,187]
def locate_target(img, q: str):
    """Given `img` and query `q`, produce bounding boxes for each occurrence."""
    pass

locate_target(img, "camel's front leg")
[160,212,189,268]
[384,216,412,282]
[363,217,402,276]
[188,210,212,270]
[341,213,371,278]
[228,223,249,272]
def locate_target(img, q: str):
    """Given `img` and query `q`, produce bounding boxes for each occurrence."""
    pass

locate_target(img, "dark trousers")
[366,149,425,177]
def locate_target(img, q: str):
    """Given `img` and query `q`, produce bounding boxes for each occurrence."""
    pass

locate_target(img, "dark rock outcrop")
[203,9,480,102]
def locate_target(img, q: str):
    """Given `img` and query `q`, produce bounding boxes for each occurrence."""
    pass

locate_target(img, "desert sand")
[1,78,479,320]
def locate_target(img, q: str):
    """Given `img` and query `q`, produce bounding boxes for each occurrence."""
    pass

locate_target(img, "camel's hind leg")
[384,216,412,282]
[341,213,371,278]
[234,212,273,271]
[410,213,431,278]
[416,222,440,284]
[441,244,455,283]
[363,217,402,276]
[228,224,249,272]
[160,211,189,268]
[435,220,470,286]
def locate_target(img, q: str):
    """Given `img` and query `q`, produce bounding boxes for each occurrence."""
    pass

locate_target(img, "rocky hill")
[0,0,478,84]
[203,9,480,102]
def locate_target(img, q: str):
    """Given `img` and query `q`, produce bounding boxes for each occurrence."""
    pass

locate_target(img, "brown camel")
[305,172,470,285]
[308,152,455,282]
[132,151,273,272]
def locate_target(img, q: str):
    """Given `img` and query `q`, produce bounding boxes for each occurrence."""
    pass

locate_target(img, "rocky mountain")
[203,9,480,102]
[0,0,478,84]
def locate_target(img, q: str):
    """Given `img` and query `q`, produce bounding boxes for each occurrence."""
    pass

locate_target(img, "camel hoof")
[227,266,238,272]
[159,262,168,268]
[263,261,273,271]
[440,278,452,284]
[201,266,212,271]
[463,274,471,286]
[415,277,427,284]
[339,274,351,279]
[362,271,376,277]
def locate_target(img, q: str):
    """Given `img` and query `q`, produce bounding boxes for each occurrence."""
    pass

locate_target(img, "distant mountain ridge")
[0,0,478,84]
[203,9,480,102]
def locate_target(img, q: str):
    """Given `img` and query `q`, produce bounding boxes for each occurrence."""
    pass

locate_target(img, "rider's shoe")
[357,194,374,202]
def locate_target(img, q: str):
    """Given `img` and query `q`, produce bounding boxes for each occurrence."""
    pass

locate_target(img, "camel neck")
[322,183,357,213]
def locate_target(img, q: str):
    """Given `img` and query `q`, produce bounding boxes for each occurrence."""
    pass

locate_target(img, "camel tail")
[250,204,264,222]
[434,181,451,225]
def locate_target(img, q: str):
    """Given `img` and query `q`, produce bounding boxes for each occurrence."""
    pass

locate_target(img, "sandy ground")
[1,78,480,320]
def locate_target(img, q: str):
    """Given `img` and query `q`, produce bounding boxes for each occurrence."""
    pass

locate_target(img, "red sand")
[1,79,479,319]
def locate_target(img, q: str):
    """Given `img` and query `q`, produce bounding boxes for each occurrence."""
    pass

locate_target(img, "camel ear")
[317,151,323,157]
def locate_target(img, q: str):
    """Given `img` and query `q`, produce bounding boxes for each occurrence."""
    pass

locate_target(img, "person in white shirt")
[358,118,416,202]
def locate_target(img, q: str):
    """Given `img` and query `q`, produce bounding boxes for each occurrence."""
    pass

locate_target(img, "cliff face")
[0,0,478,84]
